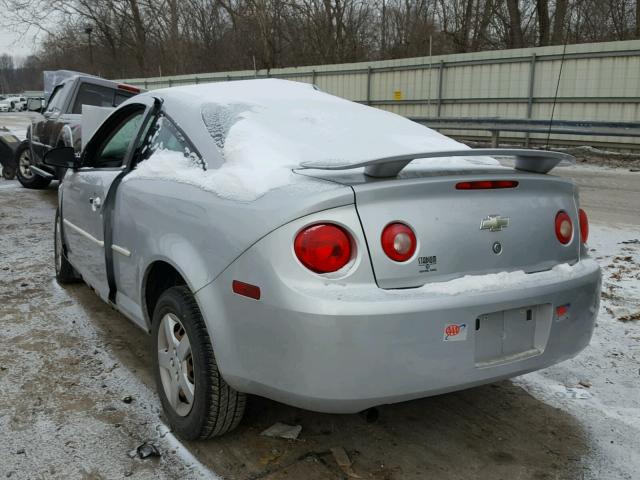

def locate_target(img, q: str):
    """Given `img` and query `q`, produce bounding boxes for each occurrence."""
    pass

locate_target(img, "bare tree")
[535,0,549,45]
[0,0,638,87]
[505,0,524,48]
[551,0,568,44]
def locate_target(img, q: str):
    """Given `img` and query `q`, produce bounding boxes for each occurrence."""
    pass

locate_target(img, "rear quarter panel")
[112,175,352,328]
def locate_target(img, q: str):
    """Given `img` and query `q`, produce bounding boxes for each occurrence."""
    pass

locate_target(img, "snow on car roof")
[134,79,498,201]
[159,79,480,167]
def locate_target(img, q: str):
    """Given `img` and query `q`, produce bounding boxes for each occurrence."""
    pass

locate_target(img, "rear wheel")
[15,141,52,189]
[54,209,80,284]
[152,286,245,439]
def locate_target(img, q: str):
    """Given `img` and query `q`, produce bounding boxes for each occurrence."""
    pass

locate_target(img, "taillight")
[456,180,519,190]
[555,211,573,245]
[579,208,589,243]
[117,83,141,94]
[381,223,417,262]
[294,224,352,273]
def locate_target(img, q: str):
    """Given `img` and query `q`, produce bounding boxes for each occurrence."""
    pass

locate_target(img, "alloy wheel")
[18,149,34,180]
[157,313,196,417]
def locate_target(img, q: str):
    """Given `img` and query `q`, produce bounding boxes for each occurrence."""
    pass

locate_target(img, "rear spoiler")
[299,148,576,178]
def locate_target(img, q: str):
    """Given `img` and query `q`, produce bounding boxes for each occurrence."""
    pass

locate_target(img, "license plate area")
[474,304,552,368]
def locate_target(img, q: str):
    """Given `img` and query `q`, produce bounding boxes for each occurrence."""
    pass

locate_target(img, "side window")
[88,110,145,169]
[72,83,117,114]
[136,115,203,168]
[45,84,67,114]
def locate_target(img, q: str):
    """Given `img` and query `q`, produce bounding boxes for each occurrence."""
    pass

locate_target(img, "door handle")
[89,196,102,211]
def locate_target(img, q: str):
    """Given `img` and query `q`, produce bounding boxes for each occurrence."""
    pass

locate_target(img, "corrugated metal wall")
[121,40,640,148]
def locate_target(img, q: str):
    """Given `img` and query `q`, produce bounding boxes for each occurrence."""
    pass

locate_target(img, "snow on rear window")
[134,79,498,201]
[201,103,251,152]
[197,80,478,169]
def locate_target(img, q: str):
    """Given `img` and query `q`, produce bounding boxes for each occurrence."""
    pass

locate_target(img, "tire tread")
[155,286,245,439]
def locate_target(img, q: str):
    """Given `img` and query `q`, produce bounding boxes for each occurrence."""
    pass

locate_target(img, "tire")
[54,208,80,284]
[152,286,245,439]
[1,163,15,180]
[15,141,52,189]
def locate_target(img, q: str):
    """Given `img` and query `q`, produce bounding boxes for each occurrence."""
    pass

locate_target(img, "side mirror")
[27,98,44,113]
[43,147,80,169]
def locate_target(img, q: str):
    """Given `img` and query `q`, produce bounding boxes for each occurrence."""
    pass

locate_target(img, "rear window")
[72,83,136,114]
[115,92,133,106]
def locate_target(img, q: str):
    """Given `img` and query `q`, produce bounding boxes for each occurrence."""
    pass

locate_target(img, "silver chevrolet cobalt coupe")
[45,79,601,439]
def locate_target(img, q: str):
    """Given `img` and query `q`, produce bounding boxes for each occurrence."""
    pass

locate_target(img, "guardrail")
[411,118,640,148]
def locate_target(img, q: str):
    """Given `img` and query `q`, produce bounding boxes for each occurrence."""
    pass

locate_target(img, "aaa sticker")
[443,323,467,341]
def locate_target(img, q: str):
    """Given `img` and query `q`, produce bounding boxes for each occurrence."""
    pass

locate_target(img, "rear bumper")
[197,256,600,414]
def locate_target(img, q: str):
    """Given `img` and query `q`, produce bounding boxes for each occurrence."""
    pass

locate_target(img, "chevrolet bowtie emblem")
[480,215,510,232]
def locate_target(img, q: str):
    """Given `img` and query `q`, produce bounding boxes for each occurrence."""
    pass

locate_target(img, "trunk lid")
[349,171,580,289]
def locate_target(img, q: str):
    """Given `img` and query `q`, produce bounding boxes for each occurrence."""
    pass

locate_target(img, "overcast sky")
[0,28,39,58]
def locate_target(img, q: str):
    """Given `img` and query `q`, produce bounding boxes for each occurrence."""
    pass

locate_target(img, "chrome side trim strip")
[111,244,131,257]
[63,219,104,247]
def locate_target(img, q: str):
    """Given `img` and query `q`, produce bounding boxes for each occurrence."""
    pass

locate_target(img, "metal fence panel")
[120,39,640,149]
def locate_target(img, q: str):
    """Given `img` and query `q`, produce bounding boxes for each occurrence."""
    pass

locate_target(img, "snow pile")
[133,79,498,200]
[413,262,577,296]
[187,79,471,167]
[126,148,296,202]
[299,259,598,302]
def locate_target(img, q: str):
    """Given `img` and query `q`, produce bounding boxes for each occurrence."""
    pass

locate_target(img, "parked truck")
[16,72,142,189]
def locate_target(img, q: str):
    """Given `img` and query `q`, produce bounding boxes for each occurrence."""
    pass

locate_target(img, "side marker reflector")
[556,304,570,319]
[232,280,261,300]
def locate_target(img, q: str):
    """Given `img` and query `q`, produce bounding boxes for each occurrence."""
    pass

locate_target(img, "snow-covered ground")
[517,224,640,478]
[0,111,36,140]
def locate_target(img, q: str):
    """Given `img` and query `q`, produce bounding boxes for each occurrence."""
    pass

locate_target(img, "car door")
[62,104,148,301]
[110,109,199,327]
[32,83,69,162]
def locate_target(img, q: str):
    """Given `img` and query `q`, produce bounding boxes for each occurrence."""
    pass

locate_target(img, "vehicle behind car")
[0,96,27,112]
[15,72,142,189]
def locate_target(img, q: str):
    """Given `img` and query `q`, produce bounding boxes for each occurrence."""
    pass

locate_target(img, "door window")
[87,110,145,169]
[136,115,203,168]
